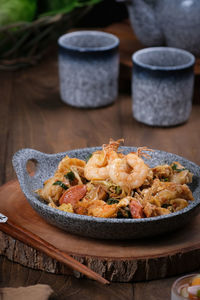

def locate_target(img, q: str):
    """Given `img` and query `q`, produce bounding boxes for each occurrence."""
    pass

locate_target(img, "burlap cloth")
[0,284,53,300]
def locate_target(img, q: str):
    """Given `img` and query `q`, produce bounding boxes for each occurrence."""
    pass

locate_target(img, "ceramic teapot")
[123,0,200,56]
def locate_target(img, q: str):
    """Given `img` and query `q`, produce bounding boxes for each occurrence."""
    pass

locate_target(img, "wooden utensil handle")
[0,220,109,285]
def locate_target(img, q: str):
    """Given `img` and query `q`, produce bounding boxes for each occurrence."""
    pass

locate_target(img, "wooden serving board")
[1,180,200,282]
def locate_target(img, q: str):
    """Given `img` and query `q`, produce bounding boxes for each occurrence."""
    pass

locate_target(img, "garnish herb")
[107,198,119,205]
[115,186,122,195]
[196,289,200,298]
[64,171,75,182]
[163,177,169,182]
[124,208,132,218]
[117,210,124,218]
[85,153,92,163]
[53,181,68,190]
[172,163,186,172]
[117,209,131,218]
[162,203,171,209]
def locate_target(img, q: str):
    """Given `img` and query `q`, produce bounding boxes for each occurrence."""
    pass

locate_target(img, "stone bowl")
[12,147,200,240]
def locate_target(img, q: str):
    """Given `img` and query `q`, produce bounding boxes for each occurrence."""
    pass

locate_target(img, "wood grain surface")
[0,20,200,299]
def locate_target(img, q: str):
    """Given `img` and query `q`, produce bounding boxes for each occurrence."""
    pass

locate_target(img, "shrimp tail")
[135,147,154,159]
[103,138,124,153]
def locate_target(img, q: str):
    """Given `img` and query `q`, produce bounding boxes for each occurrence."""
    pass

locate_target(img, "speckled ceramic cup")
[58,31,119,108]
[132,47,195,127]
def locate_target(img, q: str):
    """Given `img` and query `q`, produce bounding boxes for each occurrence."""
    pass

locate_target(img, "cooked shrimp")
[57,203,74,213]
[117,197,131,208]
[36,156,86,203]
[170,170,193,184]
[152,164,173,179]
[55,156,86,185]
[84,151,110,180]
[141,168,154,187]
[74,196,120,218]
[87,200,118,218]
[108,148,150,190]
[55,156,86,175]
[143,202,170,217]
[84,139,123,181]
[143,179,194,206]
[169,162,193,184]
[37,139,195,220]
[170,198,188,211]
[36,174,67,203]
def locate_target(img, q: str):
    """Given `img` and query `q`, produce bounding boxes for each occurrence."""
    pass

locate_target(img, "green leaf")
[64,171,75,182]
[107,198,119,205]
[76,0,102,7]
[53,180,68,190]
[39,3,76,17]
[39,0,101,17]
[117,210,123,218]
[162,203,171,209]
[115,186,122,195]
[117,208,131,218]
[197,289,200,298]
[125,209,132,218]
[171,163,186,173]
[0,0,37,26]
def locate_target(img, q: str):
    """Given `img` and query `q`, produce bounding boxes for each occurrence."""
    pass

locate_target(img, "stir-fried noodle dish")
[36,139,194,219]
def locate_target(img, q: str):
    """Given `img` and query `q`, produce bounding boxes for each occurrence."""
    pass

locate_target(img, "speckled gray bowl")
[132,47,195,127]
[12,147,200,240]
[58,31,119,108]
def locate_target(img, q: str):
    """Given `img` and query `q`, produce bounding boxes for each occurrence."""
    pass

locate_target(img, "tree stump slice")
[1,180,200,282]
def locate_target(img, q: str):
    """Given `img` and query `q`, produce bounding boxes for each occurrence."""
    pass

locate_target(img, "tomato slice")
[129,199,144,219]
[59,184,87,207]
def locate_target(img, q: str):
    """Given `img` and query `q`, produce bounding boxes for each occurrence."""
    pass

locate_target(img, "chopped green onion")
[115,186,122,195]
[117,210,124,218]
[163,177,169,182]
[197,290,200,298]
[124,209,132,218]
[107,198,119,205]
[172,163,186,172]
[162,203,170,209]
[64,171,75,182]
[53,181,68,190]
[116,209,131,218]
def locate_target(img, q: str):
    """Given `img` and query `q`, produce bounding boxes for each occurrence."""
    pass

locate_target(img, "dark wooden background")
[0,16,200,300]
[78,0,128,27]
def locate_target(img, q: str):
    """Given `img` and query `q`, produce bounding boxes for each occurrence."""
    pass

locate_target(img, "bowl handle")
[12,148,49,184]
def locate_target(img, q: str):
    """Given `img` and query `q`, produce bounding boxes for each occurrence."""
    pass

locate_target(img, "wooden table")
[0,21,200,299]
